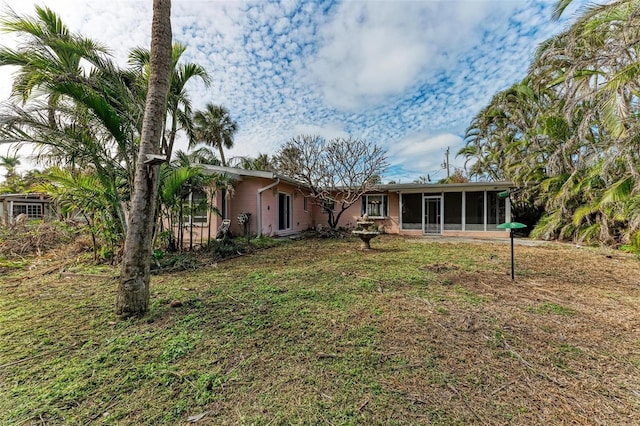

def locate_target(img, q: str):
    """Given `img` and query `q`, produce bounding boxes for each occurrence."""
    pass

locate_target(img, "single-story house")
[179,166,514,243]
[0,192,55,226]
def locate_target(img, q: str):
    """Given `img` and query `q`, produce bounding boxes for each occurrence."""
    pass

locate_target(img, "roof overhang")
[0,192,52,202]
[375,181,514,193]
[201,165,307,188]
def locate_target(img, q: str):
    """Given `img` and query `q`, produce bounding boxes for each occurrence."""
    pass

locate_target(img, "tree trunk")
[116,0,172,317]
[218,144,227,167]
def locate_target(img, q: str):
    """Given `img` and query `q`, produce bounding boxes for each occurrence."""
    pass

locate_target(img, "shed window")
[13,203,43,220]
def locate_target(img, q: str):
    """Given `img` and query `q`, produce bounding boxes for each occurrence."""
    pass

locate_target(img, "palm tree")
[459,0,640,247]
[0,155,21,181]
[0,5,133,146]
[173,147,220,167]
[0,6,111,103]
[36,167,122,261]
[128,42,210,161]
[117,0,173,317]
[190,104,237,166]
[228,152,273,171]
[0,6,137,236]
[158,161,211,251]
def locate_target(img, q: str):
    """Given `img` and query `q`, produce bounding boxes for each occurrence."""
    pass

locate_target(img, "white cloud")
[309,1,524,110]
[0,0,593,182]
[386,132,463,179]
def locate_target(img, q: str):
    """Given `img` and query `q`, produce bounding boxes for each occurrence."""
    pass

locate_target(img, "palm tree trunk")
[116,0,172,317]
[218,145,226,167]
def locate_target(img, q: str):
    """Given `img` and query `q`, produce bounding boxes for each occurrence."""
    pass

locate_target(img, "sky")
[0,0,591,183]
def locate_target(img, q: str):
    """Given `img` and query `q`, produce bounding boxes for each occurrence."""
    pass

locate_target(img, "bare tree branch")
[274,135,387,229]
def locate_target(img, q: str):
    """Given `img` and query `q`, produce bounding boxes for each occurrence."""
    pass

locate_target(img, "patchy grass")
[1,235,639,424]
[529,301,576,316]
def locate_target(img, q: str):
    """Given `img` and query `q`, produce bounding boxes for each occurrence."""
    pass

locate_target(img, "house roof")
[0,192,52,202]
[199,166,513,193]
[376,181,514,193]
[200,165,306,187]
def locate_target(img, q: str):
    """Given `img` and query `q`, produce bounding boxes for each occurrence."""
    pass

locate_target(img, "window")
[13,203,43,220]
[322,200,335,213]
[361,194,388,218]
[188,189,208,224]
[443,192,462,230]
[465,191,484,231]
[401,193,421,230]
[221,189,228,220]
[303,196,308,212]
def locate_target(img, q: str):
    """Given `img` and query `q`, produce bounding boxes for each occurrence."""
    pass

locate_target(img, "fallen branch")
[84,395,119,426]
[504,341,562,386]
[446,382,484,423]
[0,346,70,369]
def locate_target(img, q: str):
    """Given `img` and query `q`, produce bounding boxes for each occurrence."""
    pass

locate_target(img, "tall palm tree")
[460,0,640,247]
[190,104,237,166]
[117,0,173,317]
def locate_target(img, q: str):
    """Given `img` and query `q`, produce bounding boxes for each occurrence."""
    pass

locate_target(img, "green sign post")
[497,222,527,280]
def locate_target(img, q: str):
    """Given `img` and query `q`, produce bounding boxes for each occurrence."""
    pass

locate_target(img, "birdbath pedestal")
[352,220,380,250]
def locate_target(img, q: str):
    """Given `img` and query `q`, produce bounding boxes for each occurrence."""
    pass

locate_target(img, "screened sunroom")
[396,183,512,235]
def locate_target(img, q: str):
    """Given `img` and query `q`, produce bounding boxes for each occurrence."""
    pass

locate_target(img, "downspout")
[257,177,280,237]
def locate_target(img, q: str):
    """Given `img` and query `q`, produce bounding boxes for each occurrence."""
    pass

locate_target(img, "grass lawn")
[1,235,639,425]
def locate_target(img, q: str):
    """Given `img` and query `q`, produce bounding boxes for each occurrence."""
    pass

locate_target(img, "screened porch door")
[423,196,442,234]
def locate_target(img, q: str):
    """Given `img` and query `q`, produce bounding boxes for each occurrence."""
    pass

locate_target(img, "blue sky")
[0,0,590,182]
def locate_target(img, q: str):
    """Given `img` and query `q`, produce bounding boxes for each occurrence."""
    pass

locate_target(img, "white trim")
[398,193,402,229]
[423,195,442,235]
[440,192,445,233]
[186,190,208,226]
[362,194,388,219]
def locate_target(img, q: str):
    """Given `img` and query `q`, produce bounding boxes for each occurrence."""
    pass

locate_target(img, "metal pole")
[510,229,515,280]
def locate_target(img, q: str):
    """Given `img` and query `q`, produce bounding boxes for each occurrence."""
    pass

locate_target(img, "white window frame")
[187,189,208,226]
[361,194,388,218]
[12,203,43,220]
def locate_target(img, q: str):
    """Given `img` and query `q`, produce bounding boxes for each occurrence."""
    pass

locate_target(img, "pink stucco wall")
[175,175,513,245]
[222,178,314,237]
[227,178,261,236]
[333,192,401,233]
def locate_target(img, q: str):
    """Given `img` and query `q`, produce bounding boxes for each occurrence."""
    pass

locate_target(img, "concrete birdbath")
[352,219,380,250]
